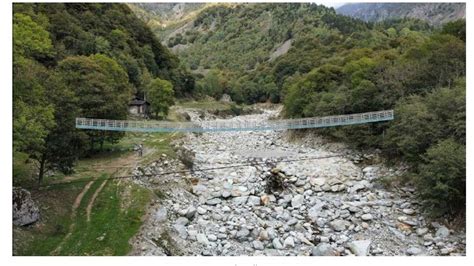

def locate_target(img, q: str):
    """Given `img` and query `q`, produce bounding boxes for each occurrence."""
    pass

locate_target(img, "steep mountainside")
[131,3,371,101]
[128,3,212,43]
[14,3,194,96]
[336,3,465,26]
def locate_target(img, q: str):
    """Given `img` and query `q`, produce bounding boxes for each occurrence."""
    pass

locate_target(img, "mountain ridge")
[336,2,465,25]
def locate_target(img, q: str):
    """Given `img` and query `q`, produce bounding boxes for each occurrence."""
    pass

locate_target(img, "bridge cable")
[27,154,346,189]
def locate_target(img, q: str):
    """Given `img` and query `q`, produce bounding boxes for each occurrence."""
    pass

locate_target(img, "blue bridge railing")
[75,110,394,133]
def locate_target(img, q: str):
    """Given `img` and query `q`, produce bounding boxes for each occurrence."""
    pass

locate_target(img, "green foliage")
[441,19,465,42]
[416,138,465,215]
[384,95,437,162]
[382,81,465,215]
[284,64,346,118]
[195,70,226,99]
[13,13,53,60]
[166,3,369,103]
[13,56,87,182]
[385,80,465,162]
[146,78,175,118]
[16,3,193,94]
[57,54,132,151]
[13,3,192,182]
[38,73,87,179]
[13,58,55,154]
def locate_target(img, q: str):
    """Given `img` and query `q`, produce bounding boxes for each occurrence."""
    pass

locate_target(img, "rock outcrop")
[13,187,40,226]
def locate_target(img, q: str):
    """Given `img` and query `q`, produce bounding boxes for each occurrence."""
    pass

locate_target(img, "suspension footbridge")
[75,110,394,133]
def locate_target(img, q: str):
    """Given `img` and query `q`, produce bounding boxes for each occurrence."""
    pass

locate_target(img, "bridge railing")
[76,110,394,132]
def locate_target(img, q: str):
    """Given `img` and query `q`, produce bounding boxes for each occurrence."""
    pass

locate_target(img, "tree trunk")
[38,155,46,184]
[90,137,95,153]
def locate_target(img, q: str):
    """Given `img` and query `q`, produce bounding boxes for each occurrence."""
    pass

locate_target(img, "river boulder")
[13,187,40,226]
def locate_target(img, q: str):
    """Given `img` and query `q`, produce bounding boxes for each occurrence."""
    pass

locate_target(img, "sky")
[314,1,346,8]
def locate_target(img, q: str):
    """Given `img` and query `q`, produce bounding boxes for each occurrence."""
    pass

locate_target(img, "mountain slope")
[14,3,194,96]
[130,3,369,100]
[127,3,212,43]
[336,3,465,25]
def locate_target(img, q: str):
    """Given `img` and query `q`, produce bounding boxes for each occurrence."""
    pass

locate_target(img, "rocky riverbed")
[129,106,466,256]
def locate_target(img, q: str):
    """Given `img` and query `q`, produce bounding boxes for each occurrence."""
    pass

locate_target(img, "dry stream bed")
[129,106,466,256]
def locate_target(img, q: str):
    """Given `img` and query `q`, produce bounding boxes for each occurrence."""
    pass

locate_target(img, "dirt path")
[86,179,109,222]
[50,151,146,255]
[50,179,96,255]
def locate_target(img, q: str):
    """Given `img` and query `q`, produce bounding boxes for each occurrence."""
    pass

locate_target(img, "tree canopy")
[146,77,175,119]
[13,3,190,182]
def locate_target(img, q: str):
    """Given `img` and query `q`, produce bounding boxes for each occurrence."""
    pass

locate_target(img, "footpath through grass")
[13,130,180,256]
[17,177,152,255]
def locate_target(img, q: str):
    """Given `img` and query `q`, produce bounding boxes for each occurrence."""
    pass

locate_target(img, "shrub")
[416,138,465,215]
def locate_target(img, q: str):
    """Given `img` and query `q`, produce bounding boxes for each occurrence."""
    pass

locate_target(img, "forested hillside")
[337,3,465,26]
[132,3,466,215]
[128,3,212,48]
[13,3,194,182]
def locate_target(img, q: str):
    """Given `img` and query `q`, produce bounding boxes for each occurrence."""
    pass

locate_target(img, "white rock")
[197,207,207,215]
[196,234,209,245]
[186,206,197,219]
[283,236,295,248]
[310,177,326,187]
[348,240,371,256]
[236,228,250,239]
[247,196,261,206]
[175,217,189,226]
[206,198,222,205]
[222,191,231,198]
[436,226,450,239]
[406,246,422,256]
[272,238,283,249]
[154,207,167,223]
[258,230,269,241]
[416,228,429,236]
[253,240,264,250]
[208,234,218,242]
[330,219,348,231]
[173,224,188,239]
[361,214,373,221]
[233,196,248,205]
[312,243,337,256]
[291,195,304,208]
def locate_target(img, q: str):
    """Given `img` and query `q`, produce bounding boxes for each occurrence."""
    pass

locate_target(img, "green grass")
[59,179,152,255]
[13,131,175,256]
[13,151,35,186]
[13,182,84,255]
[175,98,243,111]
[115,131,183,165]
[15,175,152,256]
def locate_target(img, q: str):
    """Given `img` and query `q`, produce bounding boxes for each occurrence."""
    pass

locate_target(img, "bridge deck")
[76,110,394,133]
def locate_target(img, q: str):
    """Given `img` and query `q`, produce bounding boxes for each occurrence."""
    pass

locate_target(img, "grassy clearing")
[174,98,247,111]
[13,181,84,255]
[15,175,152,256]
[13,130,179,256]
[57,178,152,255]
[115,132,181,157]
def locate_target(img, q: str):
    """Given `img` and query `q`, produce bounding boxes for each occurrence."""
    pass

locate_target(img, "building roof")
[129,98,149,106]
